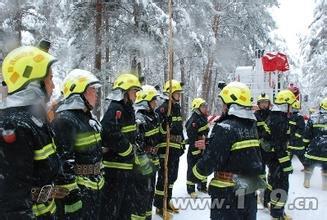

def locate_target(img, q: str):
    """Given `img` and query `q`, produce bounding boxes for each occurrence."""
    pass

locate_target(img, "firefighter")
[0,46,64,219]
[134,85,162,220]
[51,69,104,219]
[153,79,184,217]
[186,98,210,198]
[264,90,296,220]
[254,93,272,209]
[303,97,327,190]
[191,81,263,220]
[287,100,306,167]
[100,73,142,220]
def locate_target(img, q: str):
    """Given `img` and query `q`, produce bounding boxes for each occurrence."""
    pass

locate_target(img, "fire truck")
[234,50,291,105]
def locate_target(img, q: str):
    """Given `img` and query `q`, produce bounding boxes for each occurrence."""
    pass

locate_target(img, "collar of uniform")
[0,82,45,109]
[271,104,288,113]
[106,89,125,101]
[56,94,86,113]
[228,104,256,121]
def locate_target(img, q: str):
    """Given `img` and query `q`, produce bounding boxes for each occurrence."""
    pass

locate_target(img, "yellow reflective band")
[288,145,305,150]
[76,176,105,190]
[169,184,174,188]
[145,127,160,137]
[303,138,310,143]
[131,214,146,220]
[289,121,296,125]
[210,179,235,188]
[186,181,195,185]
[32,199,56,217]
[75,133,101,149]
[313,124,327,128]
[146,210,152,217]
[172,116,182,122]
[198,124,209,132]
[278,155,290,163]
[155,189,164,196]
[64,200,82,214]
[295,133,302,138]
[158,142,182,149]
[191,150,201,155]
[305,154,327,162]
[103,161,133,170]
[287,129,291,135]
[270,199,286,207]
[159,124,167,134]
[58,182,79,192]
[231,139,260,151]
[257,121,271,134]
[283,166,293,172]
[152,158,160,165]
[192,165,206,181]
[201,179,207,183]
[267,183,272,191]
[34,143,56,160]
[118,144,133,157]
[121,124,137,133]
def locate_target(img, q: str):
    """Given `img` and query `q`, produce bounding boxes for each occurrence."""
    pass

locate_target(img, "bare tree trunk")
[209,68,219,114]
[94,0,102,118]
[131,0,142,76]
[180,58,186,118]
[201,57,213,101]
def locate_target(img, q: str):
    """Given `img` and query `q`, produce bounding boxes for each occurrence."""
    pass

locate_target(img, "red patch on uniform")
[2,129,16,144]
[192,123,197,128]
[160,107,165,113]
[115,111,122,120]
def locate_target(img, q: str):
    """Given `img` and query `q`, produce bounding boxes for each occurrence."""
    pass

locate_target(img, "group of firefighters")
[0,45,327,220]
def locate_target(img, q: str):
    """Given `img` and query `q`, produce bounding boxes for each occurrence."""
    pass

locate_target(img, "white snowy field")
[152,151,327,220]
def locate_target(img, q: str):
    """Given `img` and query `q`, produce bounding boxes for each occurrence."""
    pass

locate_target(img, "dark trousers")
[100,169,133,220]
[267,160,289,218]
[210,192,257,220]
[187,152,207,193]
[153,153,180,209]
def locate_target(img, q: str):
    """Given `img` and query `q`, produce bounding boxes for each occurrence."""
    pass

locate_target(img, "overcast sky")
[270,0,314,56]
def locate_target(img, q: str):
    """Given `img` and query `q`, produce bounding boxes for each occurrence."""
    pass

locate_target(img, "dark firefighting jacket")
[185,111,209,157]
[303,112,327,163]
[0,105,60,216]
[135,109,162,167]
[254,109,271,140]
[101,100,136,171]
[192,115,263,195]
[265,110,293,173]
[288,111,305,152]
[156,100,184,156]
[52,108,104,194]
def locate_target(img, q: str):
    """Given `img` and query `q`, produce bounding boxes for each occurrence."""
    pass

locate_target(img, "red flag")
[262,52,289,72]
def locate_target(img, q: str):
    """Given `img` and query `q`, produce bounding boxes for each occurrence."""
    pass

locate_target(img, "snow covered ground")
[152,152,327,219]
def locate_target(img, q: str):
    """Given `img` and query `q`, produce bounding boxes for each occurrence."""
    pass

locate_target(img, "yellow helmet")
[1,46,56,94]
[320,97,327,110]
[274,90,296,105]
[62,69,100,99]
[163,79,183,94]
[257,93,270,102]
[219,81,253,107]
[309,108,316,114]
[113,73,142,91]
[191,98,207,110]
[292,100,301,110]
[135,85,158,104]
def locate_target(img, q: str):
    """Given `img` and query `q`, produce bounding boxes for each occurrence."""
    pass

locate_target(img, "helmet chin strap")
[40,80,50,102]
[81,94,93,111]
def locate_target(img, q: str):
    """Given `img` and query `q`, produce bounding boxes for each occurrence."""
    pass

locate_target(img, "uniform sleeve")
[186,117,198,150]
[270,115,292,173]
[303,119,313,147]
[101,105,133,157]
[295,115,305,141]
[191,123,233,182]
[51,116,77,179]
